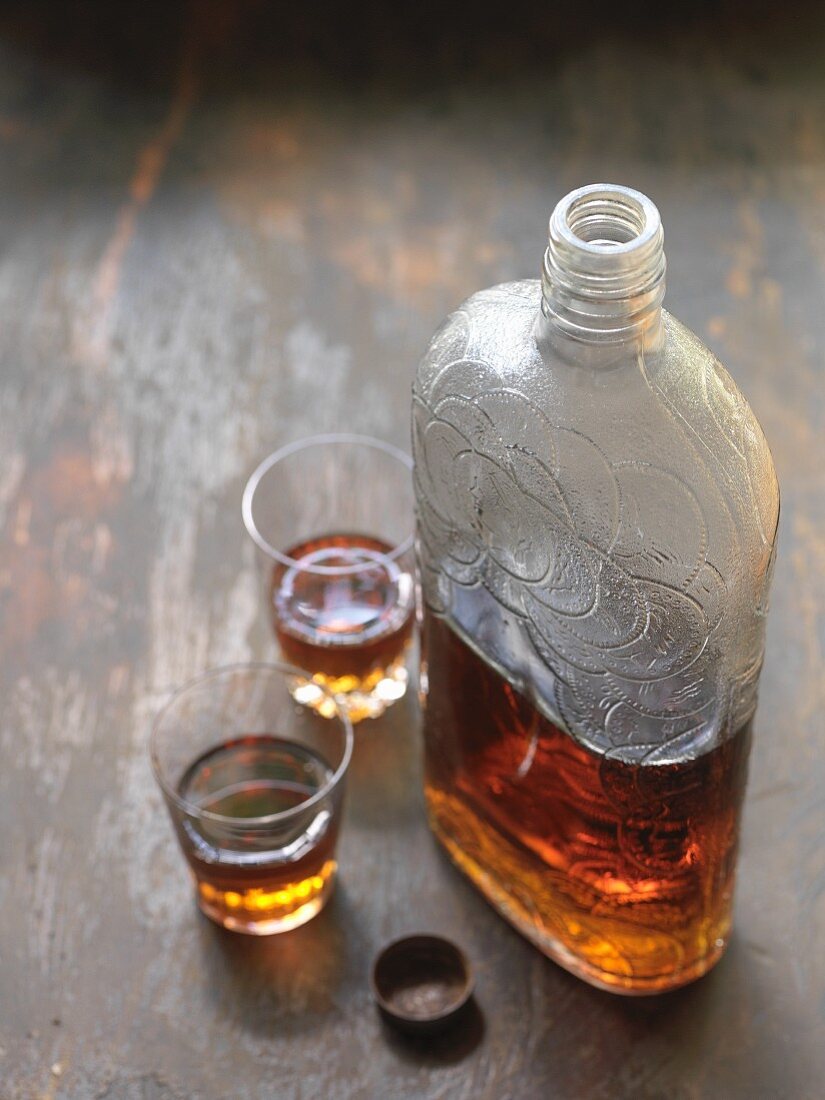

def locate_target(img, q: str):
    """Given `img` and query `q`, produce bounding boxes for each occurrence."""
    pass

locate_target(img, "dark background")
[1,2,823,1097]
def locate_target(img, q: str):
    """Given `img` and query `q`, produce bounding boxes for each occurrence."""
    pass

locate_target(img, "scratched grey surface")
[1,4,823,1098]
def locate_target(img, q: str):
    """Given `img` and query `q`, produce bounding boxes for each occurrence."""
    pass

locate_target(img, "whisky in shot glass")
[151,663,353,934]
[243,435,415,722]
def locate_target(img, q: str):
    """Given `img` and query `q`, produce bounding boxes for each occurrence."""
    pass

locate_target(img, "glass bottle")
[412,184,779,994]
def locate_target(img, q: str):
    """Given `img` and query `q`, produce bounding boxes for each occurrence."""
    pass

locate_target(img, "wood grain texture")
[0,3,823,1097]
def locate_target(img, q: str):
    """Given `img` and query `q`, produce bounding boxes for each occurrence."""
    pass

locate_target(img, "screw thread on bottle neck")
[541,184,666,350]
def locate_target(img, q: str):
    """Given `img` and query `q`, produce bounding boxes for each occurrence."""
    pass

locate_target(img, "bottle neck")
[538,184,666,365]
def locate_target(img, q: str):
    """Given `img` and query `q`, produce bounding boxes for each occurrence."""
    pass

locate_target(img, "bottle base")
[427,794,729,996]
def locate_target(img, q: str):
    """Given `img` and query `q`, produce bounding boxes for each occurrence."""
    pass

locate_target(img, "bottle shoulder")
[653,311,780,544]
[415,295,778,545]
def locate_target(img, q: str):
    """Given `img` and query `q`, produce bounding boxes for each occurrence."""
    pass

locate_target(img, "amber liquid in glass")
[271,533,414,720]
[422,612,752,993]
[176,736,338,933]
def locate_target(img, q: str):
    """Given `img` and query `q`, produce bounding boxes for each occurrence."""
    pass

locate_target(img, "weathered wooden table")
[2,4,823,1097]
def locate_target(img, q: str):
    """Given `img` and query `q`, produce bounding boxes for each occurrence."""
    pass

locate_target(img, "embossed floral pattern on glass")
[414,284,777,762]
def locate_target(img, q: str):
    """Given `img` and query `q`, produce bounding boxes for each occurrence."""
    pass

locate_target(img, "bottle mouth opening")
[566,190,647,248]
[554,184,659,256]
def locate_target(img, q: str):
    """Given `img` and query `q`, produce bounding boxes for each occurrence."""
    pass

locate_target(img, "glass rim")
[241,433,415,575]
[150,661,354,829]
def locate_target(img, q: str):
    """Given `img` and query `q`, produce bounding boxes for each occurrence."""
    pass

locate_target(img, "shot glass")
[242,434,415,723]
[151,663,353,935]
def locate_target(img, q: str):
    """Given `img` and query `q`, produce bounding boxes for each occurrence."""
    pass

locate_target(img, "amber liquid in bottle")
[271,533,414,720]
[176,736,339,933]
[422,612,752,994]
